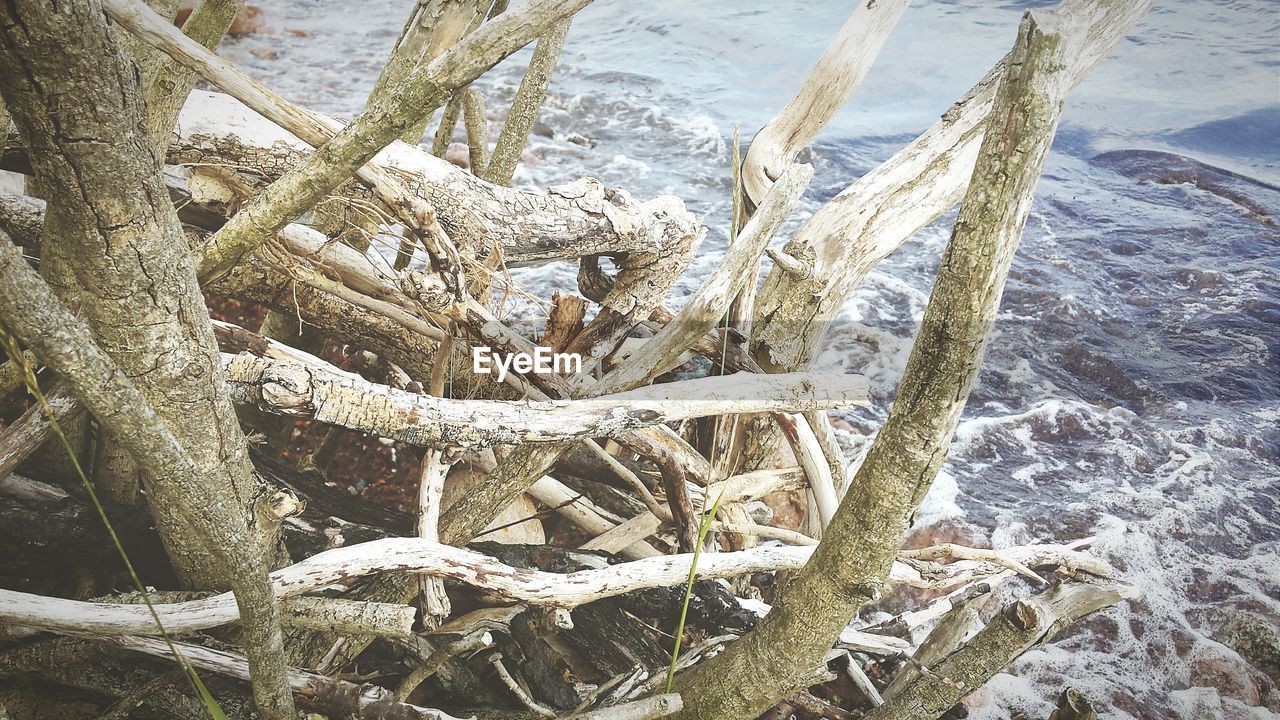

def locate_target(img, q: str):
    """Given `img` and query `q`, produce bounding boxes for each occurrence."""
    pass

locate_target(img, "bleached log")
[528,476,660,560]
[0,472,67,503]
[278,596,418,639]
[577,467,806,556]
[222,351,869,450]
[842,653,885,707]
[741,0,909,206]
[735,597,912,657]
[167,88,702,310]
[105,590,417,639]
[750,0,1157,373]
[863,582,1132,720]
[580,512,664,556]
[882,592,984,701]
[0,539,1108,638]
[105,635,469,720]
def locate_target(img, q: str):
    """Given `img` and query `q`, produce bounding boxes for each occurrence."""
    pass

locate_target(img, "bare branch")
[864,582,1130,720]
[483,18,572,186]
[0,538,1109,637]
[741,0,909,206]
[222,351,870,450]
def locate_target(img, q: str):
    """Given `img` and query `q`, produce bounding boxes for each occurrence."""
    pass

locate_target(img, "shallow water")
[225,2,1279,717]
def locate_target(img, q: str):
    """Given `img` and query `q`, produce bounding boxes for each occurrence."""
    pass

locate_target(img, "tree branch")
[666,10,1097,718]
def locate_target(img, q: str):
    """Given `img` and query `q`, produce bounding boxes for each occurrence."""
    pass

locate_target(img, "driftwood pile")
[0,0,1156,718]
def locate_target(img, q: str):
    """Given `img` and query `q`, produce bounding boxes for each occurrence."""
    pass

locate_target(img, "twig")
[461,87,490,176]
[900,543,1046,585]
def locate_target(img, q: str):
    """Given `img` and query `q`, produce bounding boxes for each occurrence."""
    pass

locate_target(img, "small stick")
[490,654,556,717]
[461,87,490,177]
[395,629,492,700]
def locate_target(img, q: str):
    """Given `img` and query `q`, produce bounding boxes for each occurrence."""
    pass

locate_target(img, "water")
[225,2,1280,717]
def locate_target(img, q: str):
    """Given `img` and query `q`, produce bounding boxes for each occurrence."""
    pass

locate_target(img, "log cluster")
[0,0,1154,718]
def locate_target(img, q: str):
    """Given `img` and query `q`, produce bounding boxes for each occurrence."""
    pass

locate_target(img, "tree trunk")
[0,2,293,716]
[666,10,1085,718]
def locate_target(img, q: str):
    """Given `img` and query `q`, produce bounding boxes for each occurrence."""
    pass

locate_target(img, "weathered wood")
[666,10,1095,718]
[461,87,491,176]
[145,0,244,149]
[0,538,1108,637]
[105,0,600,284]
[0,0,295,710]
[0,385,83,481]
[368,0,484,146]
[864,582,1128,720]
[223,350,869,449]
[748,0,1157,375]
[740,0,909,207]
[483,18,572,186]
[107,635,469,720]
[583,163,812,396]
[0,637,260,720]
[164,89,702,288]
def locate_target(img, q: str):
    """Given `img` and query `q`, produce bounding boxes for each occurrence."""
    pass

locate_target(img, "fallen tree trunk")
[165,89,704,324]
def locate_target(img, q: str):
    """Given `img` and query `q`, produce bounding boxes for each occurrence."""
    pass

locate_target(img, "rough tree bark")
[0,227,295,717]
[0,2,294,716]
[667,11,1089,719]
[732,0,1156,478]
[864,582,1128,720]
[98,0,246,507]
[367,0,484,146]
